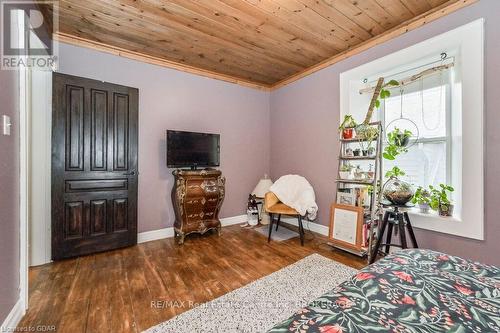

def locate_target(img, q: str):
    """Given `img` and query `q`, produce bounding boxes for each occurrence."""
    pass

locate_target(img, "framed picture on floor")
[328,204,364,252]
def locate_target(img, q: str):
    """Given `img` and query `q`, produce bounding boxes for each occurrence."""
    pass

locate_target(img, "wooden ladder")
[331,122,383,263]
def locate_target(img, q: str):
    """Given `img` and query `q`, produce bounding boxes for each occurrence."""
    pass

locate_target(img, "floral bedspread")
[268,249,500,333]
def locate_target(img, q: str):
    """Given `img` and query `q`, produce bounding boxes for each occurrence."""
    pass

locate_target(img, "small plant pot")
[342,128,354,139]
[438,203,454,217]
[367,148,376,156]
[353,150,361,157]
[362,150,368,156]
[339,171,352,179]
[395,134,410,147]
[418,203,430,214]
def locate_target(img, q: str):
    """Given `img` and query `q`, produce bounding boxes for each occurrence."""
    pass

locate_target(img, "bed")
[268,249,500,333]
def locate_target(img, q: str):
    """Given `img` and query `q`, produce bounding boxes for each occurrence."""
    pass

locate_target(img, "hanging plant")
[362,79,400,125]
[374,80,400,109]
[383,128,412,160]
[388,127,412,147]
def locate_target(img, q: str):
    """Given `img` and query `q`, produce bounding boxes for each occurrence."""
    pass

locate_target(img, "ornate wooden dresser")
[171,169,225,244]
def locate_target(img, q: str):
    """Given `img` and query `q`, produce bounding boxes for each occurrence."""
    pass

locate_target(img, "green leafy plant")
[338,115,357,132]
[340,163,354,172]
[374,79,400,109]
[385,166,405,178]
[411,186,431,205]
[383,128,413,160]
[356,125,379,150]
[363,79,400,125]
[429,184,454,210]
[388,128,412,146]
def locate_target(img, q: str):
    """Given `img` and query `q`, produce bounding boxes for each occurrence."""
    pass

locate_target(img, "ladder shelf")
[330,122,383,263]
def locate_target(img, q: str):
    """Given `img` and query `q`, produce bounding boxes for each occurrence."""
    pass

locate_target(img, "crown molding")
[54,32,272,91]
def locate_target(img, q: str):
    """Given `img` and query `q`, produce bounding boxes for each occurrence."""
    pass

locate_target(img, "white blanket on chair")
[269,175,318,220]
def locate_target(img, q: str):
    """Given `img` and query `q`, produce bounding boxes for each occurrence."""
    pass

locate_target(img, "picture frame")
[328,204,364,252]
[336,191,356,206]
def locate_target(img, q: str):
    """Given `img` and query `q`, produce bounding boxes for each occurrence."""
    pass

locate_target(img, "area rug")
[253,224,299,241]
[144,254,358,333]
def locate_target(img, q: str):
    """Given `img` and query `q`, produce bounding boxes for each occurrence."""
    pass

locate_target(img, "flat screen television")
[166,130,220,169]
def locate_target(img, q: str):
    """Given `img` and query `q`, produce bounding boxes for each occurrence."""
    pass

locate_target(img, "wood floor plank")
[18,224,366,332]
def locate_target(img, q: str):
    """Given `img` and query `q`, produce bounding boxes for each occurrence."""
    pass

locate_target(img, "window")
[339,19,484,240]
[382,70,451,190]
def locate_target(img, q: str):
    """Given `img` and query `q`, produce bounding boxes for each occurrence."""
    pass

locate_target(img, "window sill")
[407,209,461,223]
[405,208,482,240]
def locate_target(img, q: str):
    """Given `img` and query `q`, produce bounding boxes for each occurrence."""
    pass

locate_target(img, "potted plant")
[383,128,412,160]
[429,184,455,216]
[356,125,379,156]
[353,148,361,157]
[382,166,414,205]
[411,186,431,213]
[339,164,353,179]
[389,127,412,147]
[339,115,357,139]
[356,124,379,141]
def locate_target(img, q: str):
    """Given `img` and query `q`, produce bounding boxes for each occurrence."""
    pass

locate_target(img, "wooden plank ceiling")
[47,0,475,89]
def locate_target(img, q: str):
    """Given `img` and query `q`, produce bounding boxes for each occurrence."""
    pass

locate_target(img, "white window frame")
[340,19,484,240]
[381,80,452,188]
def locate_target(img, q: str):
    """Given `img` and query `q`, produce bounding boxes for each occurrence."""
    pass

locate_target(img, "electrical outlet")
[3,115,11,136]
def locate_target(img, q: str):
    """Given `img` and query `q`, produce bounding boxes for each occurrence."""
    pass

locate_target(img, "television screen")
[166,130,220,169]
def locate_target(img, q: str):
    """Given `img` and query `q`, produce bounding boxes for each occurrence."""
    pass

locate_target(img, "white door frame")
[17,10,30,313]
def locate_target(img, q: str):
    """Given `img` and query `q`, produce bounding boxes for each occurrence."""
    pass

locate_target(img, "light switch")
[3,115,11,136]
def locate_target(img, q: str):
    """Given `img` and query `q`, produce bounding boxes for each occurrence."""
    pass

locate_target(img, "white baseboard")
[137,227,175,243]
[281,217,329,236]
[220,214,247,226]
[137,214,247,244]
[1,298,25,332]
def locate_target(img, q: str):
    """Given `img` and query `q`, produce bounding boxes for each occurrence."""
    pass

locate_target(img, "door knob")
[124,170,136,176]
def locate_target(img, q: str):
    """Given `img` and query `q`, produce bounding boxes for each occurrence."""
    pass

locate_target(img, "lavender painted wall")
[270,0,500,265]
[0,66,20,319]
[57,43,270,232]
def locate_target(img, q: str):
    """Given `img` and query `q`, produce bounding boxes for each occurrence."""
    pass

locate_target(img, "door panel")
[64,201,84,240]
[90,89,108,171]
[112,198,129,232]
[52,73,138,260]
[113,93,129,171]
[90,199,107,236]
[65,85,84,171]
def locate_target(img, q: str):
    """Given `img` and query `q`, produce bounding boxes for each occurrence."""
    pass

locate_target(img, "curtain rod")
[359,62,454,95]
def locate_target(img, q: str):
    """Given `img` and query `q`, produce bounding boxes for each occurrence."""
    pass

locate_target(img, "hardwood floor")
[18,223,366,333]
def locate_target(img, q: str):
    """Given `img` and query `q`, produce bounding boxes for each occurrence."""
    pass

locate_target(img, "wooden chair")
[264,192,305,246]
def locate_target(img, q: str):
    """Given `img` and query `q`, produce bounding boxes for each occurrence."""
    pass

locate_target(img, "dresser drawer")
[184,196,219,207]
[185,179,221,197]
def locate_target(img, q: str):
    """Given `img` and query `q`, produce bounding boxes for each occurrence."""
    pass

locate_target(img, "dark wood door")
[51,73,138,260]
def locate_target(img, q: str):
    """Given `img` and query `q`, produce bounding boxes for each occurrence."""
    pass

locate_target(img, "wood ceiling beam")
[270,0,479,90]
